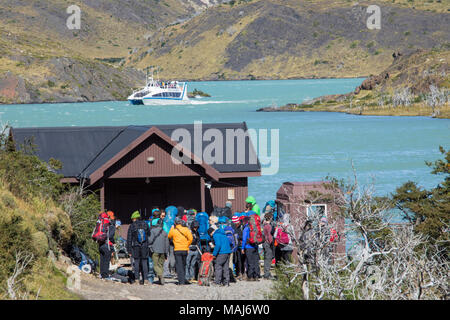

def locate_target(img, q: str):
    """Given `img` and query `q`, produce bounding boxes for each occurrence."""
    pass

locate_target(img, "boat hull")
[142,97,190,105]
[128,99,144,105]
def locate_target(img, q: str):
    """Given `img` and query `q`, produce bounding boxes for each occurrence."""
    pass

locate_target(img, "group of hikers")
[89,196,337,287]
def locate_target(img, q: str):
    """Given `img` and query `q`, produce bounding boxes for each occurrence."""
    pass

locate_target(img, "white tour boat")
[127,71,189,105]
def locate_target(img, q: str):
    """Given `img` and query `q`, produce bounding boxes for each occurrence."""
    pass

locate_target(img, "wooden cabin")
[10,123,261,225]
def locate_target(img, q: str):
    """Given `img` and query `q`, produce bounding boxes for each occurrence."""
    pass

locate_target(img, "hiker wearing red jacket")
[93,211,116,280]
[241,215,259,281]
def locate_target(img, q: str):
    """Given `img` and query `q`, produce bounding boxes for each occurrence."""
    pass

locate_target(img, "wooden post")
[200,177,205,212]
[100,179,105,211]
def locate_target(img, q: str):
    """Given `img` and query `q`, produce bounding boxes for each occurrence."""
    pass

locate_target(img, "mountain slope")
[128,0,450,80]
[0,0,227,103]
[258,49,450,118]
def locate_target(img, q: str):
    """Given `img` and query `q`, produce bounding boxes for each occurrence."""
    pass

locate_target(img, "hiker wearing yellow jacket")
[245,196,261,216]
[168,218,193,285]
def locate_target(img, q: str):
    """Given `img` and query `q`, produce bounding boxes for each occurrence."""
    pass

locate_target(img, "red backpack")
[198,252,215,286]
[247,214,264,245]
[92,212,110,244]
[276,227,290,245]
[330,228,338,242]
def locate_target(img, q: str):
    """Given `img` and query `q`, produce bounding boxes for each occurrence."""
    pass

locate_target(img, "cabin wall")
[207,178,248,214]
[106,135,204,178]
[104,177,202,224]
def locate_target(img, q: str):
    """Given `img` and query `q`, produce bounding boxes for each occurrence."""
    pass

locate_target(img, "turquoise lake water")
[1,78,449,215]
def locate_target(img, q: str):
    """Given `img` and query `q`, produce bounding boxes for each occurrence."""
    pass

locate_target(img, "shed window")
[307,204,327,221]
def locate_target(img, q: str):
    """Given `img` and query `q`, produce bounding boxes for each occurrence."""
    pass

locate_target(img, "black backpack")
[132,221,148,246]
[211,206,232,219]
[69,246,97,273]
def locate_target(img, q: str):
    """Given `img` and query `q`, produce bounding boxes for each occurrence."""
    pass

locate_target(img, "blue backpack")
[137,228,147,244]
[218,216,229,225]
[264,200,279,221]
[222,225,238,252]
[163,206,178,234]
[195,211,210,241]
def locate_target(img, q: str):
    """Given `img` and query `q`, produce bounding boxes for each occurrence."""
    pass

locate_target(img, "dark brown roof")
[10,123,261,181]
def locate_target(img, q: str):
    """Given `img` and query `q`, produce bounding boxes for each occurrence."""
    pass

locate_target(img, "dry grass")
[0,181,79,300]
[136,13,261,79]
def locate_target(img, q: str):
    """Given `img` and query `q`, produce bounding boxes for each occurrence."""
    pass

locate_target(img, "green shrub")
[2,193,16,209]
[31,231,49,256]
[62,190,101,265]
[0,141,63,201]
[269,265,305,299]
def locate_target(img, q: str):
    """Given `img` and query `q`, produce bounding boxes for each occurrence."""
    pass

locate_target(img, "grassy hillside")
[127,0,449,80]
[0,0,224,103]
[0,182,80,299]
[258,49,450,118]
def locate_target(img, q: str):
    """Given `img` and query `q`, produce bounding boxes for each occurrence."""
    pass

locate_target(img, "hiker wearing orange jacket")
[168,218,193,285]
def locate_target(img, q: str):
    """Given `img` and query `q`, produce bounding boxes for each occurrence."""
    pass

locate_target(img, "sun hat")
[131,211,141,220]
[107,211,115,220]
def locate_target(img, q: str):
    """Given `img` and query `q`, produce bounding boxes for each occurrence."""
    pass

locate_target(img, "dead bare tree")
[60,178,97,229]
[5,251,34,300]
[426,85,449,117]
[273,166,449,300]
[392,87,413,108]
[375,225,449,300]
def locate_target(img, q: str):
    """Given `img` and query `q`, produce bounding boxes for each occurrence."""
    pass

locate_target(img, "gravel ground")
[72,272,274,300]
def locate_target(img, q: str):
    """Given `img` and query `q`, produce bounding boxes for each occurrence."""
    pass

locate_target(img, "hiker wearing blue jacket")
[212,228,232,286]
[241,216,260,281]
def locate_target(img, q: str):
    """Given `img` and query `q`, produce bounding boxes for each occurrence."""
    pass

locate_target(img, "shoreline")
[0,77,367,106]
[256,106,450,119]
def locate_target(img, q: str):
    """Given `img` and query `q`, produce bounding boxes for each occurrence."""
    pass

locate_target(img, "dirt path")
[71,271,274,300]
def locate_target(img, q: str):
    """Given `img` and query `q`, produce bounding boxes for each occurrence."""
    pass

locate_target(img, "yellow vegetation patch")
[137,13,261,79]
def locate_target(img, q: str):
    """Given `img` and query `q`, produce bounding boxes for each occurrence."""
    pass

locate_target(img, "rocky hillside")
[0,0,228,104]
[127,0,450,80]
[1,0,449,103]
[258,49,450,118]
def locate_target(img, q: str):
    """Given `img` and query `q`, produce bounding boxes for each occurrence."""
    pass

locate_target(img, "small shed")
[276,181,346,256]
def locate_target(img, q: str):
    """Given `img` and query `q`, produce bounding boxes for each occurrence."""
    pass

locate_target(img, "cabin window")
[135,90,149,97]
